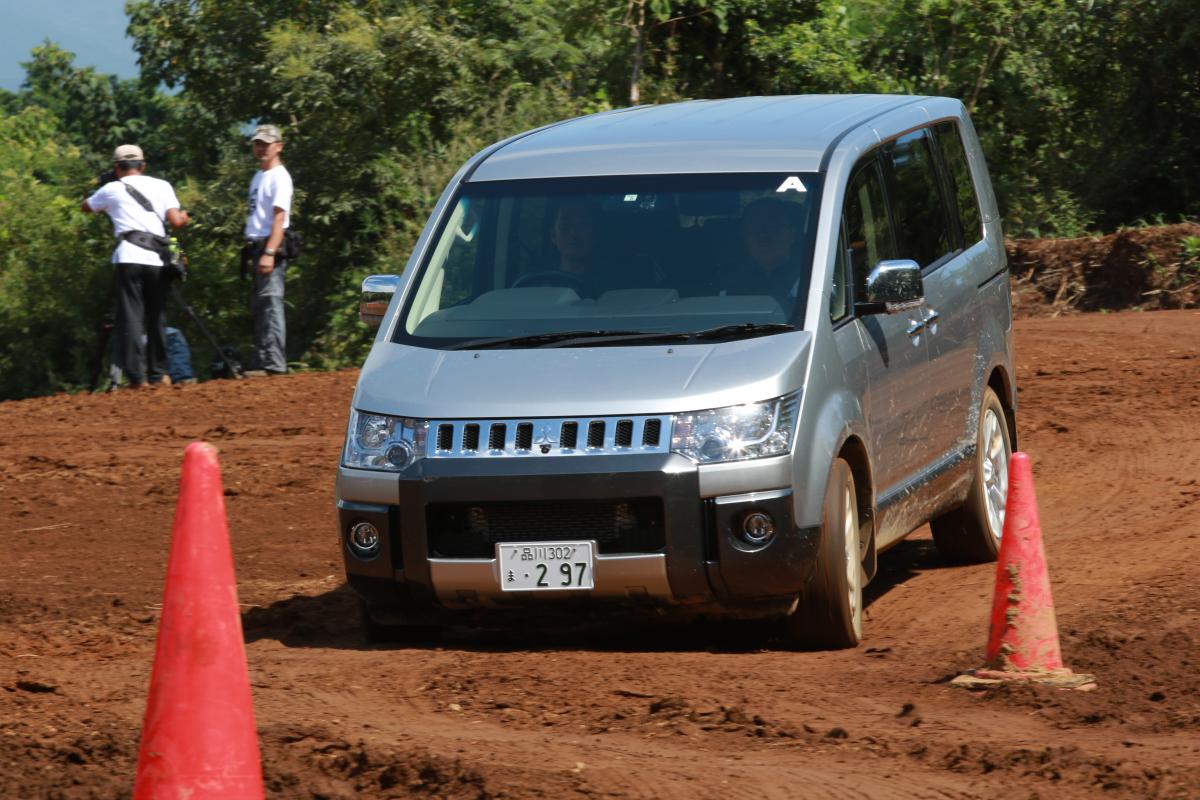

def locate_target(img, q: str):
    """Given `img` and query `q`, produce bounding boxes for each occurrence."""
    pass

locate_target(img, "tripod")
[89,281,244,390]
[87,312,120,392]
[169,284,244,380]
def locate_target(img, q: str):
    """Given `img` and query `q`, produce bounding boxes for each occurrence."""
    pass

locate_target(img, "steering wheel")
[511,270,586,293]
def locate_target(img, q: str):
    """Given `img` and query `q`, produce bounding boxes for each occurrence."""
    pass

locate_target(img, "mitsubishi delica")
[337,95,1015,648]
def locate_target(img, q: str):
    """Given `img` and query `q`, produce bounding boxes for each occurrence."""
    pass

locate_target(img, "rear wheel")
[783,458,863,649]
[931,386,1012,563]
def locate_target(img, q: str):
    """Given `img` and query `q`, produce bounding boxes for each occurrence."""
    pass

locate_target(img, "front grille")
[515,422,533,451]
[488,423,506,451]
[561,421,579,449]
[427,498,666,558]
[615,419,633,447]
[424,414,670,458]
[643,418,661,446]
[587,420,605,448]
[463,423,480,451]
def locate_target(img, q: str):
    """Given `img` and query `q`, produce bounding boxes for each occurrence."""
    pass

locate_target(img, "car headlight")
[671,394,799,464]
[343,410,428,471]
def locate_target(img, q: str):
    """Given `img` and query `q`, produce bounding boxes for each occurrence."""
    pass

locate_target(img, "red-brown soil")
[2,310,1198,799]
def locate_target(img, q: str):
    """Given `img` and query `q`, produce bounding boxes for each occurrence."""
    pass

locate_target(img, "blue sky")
[1,0,140,91]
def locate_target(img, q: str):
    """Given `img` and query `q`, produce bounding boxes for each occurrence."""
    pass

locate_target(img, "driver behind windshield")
[516,199,648,298]
[552,200,600,290]
[721,197,807,305]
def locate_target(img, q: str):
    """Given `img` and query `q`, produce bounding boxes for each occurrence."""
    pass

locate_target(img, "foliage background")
[1,0,1197,400]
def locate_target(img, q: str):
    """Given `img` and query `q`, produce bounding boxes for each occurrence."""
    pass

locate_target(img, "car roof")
[468,94,932,182]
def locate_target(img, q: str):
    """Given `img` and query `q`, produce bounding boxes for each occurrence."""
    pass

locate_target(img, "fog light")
[348,520,381,558]
[741,511,776,545]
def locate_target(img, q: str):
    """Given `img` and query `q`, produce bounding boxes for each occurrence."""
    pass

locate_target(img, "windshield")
[396,173,823,347]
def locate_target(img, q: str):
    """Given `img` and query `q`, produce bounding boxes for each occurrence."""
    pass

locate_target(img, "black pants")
[115,262,170,385]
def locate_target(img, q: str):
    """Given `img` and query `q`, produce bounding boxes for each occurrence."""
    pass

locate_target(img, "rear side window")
[882,129,953,268]
[842,157,894,297]
[933,120,983,247]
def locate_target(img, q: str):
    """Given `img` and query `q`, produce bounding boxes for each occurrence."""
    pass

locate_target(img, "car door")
[842,154,933,495]
[882,125,976,465]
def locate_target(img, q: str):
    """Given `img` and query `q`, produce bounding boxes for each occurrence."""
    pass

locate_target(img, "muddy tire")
[359,597,441,645]
[783,458,863,649]
[931,387,1012,563]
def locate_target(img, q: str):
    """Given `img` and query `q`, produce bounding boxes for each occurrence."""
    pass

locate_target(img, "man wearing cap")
[242,123,294,376]
[82,145,190,388]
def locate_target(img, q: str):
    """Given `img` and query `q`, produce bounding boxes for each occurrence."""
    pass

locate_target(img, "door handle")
[923,308,940,334]
[906,319,925,339]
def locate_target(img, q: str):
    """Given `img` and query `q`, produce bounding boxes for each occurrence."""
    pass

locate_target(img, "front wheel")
[931,386,1012,563]
[782,458,863,649]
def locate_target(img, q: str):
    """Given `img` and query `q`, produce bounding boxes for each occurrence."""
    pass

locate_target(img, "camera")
[97,168,118,186]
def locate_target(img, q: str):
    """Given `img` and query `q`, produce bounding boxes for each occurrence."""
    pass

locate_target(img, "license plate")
[497,541,595,592]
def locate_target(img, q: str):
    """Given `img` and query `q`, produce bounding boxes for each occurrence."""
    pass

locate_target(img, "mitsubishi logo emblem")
[534,423,559,454]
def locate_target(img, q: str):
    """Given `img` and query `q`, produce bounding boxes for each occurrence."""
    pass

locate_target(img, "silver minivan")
[338,95,1015,648]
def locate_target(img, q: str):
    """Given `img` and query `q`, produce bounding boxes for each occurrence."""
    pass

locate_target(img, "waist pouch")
[283,229,302,260]
[120,229,170,255]
[121,231,185,281]
[240,231,299,278]
[243,231,301,259]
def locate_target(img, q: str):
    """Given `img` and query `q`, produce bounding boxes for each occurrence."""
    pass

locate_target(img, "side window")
[883,129,953,268]
[829,231,848,322]
[440,202,480,306]
[933,120,983,247]
[405,198,475,332]
[842,156,894,298]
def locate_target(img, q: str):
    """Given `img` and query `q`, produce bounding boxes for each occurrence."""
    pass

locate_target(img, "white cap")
[112,144,144,162]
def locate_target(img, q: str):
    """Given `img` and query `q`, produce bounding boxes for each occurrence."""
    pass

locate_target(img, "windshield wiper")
[546,323,795,347]
[684,322,796,342]
[447,329,651,350]
[447,322,796,350]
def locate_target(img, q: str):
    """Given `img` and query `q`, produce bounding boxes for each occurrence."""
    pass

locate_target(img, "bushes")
[1,1,1198,400]
[0,108,113,398]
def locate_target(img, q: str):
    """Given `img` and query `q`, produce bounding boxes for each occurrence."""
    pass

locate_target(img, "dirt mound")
[262,725,494,799]
[1008,222,1200,316]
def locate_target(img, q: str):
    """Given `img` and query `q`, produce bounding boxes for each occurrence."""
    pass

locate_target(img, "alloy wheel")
[981,408,1009,542]
[843,484,862,637]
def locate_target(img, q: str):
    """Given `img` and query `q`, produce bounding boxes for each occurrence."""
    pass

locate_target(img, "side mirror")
[360,274,399,328]
[855,259,924,316]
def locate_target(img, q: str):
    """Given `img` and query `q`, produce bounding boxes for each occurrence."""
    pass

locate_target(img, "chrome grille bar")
[425,415,671,458]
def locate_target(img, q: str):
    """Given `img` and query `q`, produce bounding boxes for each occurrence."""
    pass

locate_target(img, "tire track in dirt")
[2,313,1199,798]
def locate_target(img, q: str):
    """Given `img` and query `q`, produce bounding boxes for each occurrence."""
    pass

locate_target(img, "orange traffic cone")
[133,442,264,798]
[952,452,1096,690]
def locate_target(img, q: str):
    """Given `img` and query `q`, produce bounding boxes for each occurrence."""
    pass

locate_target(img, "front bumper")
[336,453,818,617]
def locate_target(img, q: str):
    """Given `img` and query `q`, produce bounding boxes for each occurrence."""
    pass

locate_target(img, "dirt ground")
[1,309,1198,799]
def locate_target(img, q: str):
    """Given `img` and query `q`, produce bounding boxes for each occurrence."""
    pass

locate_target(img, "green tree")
[0,108,112,398]
[13,42,178,175]
[3,0,1198,400]
[746,0,1200,234]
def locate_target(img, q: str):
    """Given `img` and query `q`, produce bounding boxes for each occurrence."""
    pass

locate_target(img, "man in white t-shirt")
[82,144,189,387]
[242,123,294,375]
